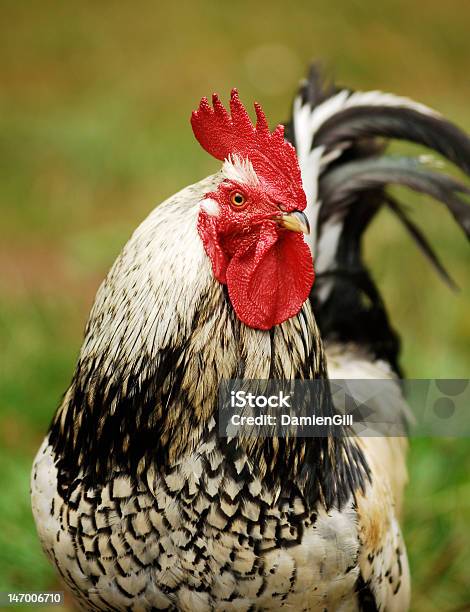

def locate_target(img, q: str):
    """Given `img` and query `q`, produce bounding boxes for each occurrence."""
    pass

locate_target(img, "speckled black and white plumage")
[30,117,392,612]
[31,175,378,611]
[32,67,470,611]
[32,432,368,611]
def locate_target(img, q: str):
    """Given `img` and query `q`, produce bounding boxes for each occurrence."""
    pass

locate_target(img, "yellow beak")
[278,211,310,234]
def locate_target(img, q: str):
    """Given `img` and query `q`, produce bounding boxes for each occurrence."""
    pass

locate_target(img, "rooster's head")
[191,89,314,330]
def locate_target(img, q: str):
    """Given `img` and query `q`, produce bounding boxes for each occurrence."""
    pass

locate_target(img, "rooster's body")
[32,67,470,611]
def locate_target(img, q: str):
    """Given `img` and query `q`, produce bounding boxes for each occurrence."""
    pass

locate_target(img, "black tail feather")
[384,196,459,290]
[285,64,470,370]
[320,156,470,239]
[315,105,470,177]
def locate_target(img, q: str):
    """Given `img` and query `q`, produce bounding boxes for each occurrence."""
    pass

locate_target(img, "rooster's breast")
[32,432,363,612]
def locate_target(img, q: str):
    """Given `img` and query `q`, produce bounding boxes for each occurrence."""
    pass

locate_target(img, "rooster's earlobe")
[199,198,220,217]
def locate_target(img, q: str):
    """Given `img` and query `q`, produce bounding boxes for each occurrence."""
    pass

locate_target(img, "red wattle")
[224,223,314,330]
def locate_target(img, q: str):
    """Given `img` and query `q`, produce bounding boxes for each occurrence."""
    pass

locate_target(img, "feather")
[287,65,470,369]
[319,156,470,239]
[384,196,459,290]
[313,93,470,177]
[290,75,470,247]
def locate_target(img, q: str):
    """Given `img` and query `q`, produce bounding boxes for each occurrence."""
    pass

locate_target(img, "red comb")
[191,89,306,208]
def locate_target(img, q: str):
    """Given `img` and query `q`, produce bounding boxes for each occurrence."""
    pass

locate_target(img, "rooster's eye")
[230,191,246,208]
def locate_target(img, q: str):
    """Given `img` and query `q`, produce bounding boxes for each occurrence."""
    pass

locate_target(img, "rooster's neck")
[48,175,365,508]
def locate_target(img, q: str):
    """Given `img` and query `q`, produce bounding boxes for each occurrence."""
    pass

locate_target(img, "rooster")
[31,66,470,611]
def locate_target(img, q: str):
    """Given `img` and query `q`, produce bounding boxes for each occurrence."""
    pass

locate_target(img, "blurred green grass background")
[1,1,469,610]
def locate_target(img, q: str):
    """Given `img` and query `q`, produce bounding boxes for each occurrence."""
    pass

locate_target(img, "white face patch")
[222,154,260,188]
[200,198,220,217]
